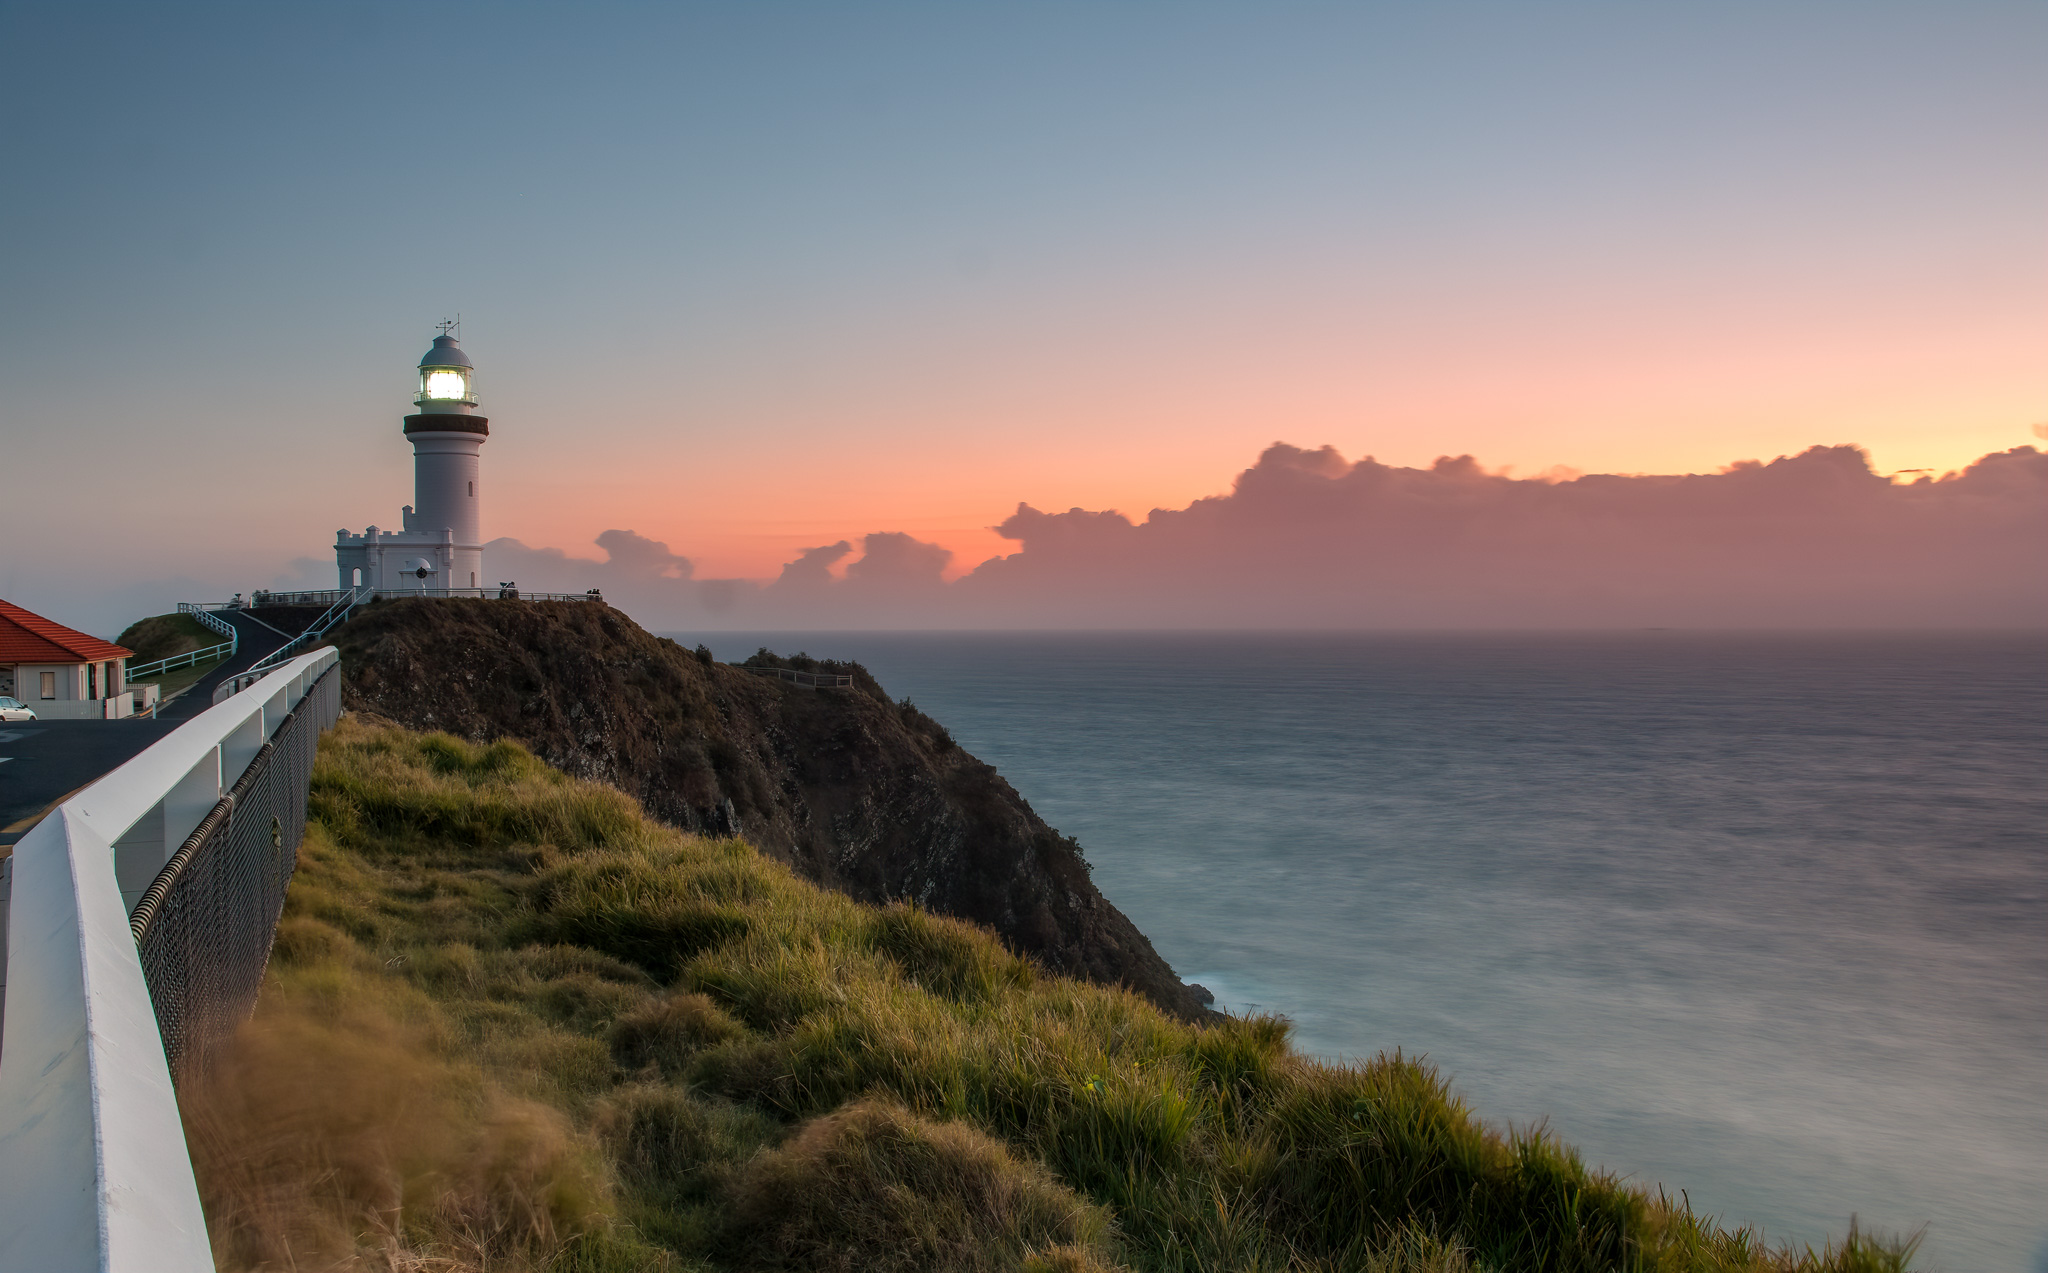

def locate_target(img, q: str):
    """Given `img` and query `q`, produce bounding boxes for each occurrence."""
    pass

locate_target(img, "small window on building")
[468,481,475,496]
[353,567,363,586]
[470,572,477,587]
[41,671,57,699]
[87,663,97,699]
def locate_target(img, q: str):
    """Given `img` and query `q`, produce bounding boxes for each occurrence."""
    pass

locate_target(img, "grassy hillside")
[116,611,231,699]
[182,719,1918,1272]
[116,611,218,663]
[326,597,1213,1019]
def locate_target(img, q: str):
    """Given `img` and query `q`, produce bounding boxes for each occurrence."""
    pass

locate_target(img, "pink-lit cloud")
[481,444,2048,631]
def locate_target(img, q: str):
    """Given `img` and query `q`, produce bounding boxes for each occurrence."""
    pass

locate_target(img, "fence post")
[222,711,265,788]
[163,749,222,851]
[113,800,170,913]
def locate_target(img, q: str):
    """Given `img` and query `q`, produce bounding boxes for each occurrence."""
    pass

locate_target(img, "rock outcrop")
[327,598,1212,1019]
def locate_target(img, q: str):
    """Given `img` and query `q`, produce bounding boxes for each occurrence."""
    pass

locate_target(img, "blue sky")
[3,2,2042,633]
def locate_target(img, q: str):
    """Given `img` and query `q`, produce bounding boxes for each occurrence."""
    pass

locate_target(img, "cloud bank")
[484,443,2048,630]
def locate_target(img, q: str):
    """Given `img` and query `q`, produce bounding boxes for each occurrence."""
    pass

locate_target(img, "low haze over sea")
[691,630,2046,1273]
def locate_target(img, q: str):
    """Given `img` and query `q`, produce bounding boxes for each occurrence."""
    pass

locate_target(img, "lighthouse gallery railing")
[0,646,340,1273]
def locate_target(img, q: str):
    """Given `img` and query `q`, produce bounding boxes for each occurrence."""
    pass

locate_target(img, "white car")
[0,696,38,722]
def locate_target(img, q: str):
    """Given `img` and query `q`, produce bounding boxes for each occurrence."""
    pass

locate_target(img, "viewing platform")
[739,664,855,690]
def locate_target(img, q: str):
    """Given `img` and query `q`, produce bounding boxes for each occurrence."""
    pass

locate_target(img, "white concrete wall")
[336,538,368,591]
[335,415,486,593]
[337,525,481,594]
[18,663,79,702]
[408,430,483,548]
[0,806,213,1273]
[0,646,339,1273]
[12,661,131,718]
[34,697,132,721]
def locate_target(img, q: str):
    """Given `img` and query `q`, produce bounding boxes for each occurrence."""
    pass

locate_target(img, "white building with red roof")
[0,599,135,719]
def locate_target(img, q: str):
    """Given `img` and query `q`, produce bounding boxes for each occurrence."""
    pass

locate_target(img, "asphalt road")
[158,609,294,721]
[0,719,180,847]
[0,610,298,848]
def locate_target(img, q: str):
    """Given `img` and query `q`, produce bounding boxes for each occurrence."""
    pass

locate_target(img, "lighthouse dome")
[419,333,473,369]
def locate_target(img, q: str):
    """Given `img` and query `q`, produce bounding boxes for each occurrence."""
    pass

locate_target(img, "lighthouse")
[335,325,491,593]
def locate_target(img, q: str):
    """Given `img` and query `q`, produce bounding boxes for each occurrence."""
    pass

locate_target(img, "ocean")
[685,630,2047,1272]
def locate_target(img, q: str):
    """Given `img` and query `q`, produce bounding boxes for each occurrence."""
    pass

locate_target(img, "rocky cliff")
[326,597,1213,1019]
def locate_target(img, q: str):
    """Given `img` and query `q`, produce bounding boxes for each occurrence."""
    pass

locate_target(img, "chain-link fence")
[129,664,340,1080]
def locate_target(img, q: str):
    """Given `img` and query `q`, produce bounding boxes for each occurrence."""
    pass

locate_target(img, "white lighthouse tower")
[335,324,490,593]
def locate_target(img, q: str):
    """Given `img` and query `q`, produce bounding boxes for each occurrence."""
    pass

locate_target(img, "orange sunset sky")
[2,4,2043,629]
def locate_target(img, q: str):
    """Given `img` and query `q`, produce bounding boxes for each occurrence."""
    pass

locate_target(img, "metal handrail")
[741,665,855,689]
[244,587,607,606]
[244,586,365,676]
[125,641,235,681]
[179,602,240,654]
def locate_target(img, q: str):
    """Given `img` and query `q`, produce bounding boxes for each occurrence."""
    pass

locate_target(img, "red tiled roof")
[0,599,133,664]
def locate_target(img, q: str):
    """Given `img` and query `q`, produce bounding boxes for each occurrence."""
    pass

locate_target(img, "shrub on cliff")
[723,1098,1120,1272]
[181,719,1920,1272]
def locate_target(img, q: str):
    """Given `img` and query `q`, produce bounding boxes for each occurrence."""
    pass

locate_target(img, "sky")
[1,2,2043,634]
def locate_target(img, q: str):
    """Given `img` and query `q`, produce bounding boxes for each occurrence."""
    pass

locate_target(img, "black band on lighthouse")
[404,414,490,436]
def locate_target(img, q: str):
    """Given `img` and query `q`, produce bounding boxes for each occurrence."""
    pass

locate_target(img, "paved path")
[0,720,181,848]
[0,611,298,848]
[156,610,293,721]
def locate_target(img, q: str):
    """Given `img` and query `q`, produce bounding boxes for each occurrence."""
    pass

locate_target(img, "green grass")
[116,612,219,663]
[183,720,1922,1273]
[134,654,229,702]
[116,612,230,703]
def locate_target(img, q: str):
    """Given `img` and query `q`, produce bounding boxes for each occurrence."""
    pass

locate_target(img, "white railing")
[244,585,365,677]
[178,602,241,659]
[740,664,856,689]
[240,586,607,606]
[125,640,235,682]
[0,646,340,1273]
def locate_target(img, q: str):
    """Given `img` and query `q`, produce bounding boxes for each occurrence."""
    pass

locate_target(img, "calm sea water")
[689,631,2047,1272]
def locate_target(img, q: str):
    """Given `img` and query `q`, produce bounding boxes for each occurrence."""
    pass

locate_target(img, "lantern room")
[415,329,477,411]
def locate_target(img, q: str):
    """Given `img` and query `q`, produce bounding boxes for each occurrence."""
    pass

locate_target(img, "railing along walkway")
[177,601,241,660]
[243,585,367,677]
[133,665,334,1075]
[188,586,608,609]
[125,639,236,682]
[740,664,855,689]
[0,646,340,1273]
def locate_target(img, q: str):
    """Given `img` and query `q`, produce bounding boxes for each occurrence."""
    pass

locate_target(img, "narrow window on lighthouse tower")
[468,481,475,496]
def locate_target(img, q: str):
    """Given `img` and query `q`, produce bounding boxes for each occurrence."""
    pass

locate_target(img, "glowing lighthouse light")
[415,319,478,407]
[422,368,470,400]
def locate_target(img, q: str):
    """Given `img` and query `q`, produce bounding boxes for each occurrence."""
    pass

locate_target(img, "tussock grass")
[724,1097,1118,1272]
[184,718,1921,1272]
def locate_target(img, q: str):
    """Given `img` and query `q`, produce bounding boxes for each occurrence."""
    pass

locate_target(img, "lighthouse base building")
[338,329,490,594]
[336,524,478,593]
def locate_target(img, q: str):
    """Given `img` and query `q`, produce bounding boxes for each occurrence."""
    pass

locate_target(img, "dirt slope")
[326,597,1213,1019]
